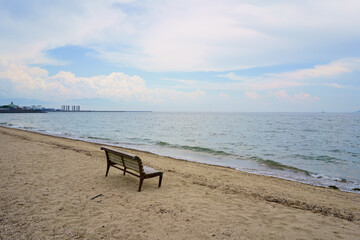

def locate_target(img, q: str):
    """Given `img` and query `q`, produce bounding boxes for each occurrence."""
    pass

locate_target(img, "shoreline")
[1,124,358,194]
[0,126,359,239]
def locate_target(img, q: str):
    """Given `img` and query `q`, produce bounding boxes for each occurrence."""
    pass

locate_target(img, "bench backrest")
[101,147,144,175]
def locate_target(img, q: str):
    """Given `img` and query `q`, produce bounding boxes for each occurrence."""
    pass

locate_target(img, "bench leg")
[105,161,111,177]
[138,178,144,192]
[158,173,163,188]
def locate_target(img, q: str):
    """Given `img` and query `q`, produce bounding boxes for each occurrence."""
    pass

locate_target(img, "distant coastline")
[58,110,153,113]
[0,110,152,113]
[0,102,152,113]
[0,109,46,113]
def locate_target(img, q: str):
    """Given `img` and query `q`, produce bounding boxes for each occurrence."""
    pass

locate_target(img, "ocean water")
[1,112,359,192]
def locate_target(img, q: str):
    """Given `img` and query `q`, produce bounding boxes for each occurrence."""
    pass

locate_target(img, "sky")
[0,0,359,112]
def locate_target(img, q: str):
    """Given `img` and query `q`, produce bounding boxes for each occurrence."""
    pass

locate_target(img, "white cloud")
[271,90,292,100]
[269,58,360,80]
[324,83,360,90]
[245,91,261,100]
[217,72,249,81]
[245,81,304,90]
[219,93,228,98]
[294,92,319,102]
[163,78,199,85]
[0,61,205,103]
[102,0,360,71]
[1,1,360,71]
[0,1,359,112]
[218,58,360,91]
[327,83,346,89]
[269,90,319,102]
[0,0,126,65]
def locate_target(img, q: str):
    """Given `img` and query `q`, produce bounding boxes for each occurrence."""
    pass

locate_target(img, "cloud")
[245,91,261,100]
[269,90,319,102]
[245,81,304,90]
[1,1,359,112]
[326,83,346,89]
[1,1,360,71]
[163,78,199,85]
[218,58,360,91]
[0,61,205,103]
[0,0,126,65]
[217,72,249,81]
[271,90,292,100]
[219,93,228,98]
[269,58,360,80]
[96,0,360,71]
[294,92,320,102]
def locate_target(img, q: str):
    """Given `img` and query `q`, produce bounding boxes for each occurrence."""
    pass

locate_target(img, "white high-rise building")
[61,105,80,111]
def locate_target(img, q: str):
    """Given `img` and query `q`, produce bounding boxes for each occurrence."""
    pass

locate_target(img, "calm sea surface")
[1,112,359,192]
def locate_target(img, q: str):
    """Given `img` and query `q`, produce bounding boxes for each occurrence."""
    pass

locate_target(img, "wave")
[152,140,310,175]
[302,129,319,133]
[314,155,346,163]
[155,141,234,156]
[249,156,310,175]
[86,136,112,141]
[0,122,13,126]
[290,154,345,164]
[153,140,310,175]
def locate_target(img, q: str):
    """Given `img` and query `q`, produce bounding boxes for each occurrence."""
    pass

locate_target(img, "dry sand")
[0,126,359,240]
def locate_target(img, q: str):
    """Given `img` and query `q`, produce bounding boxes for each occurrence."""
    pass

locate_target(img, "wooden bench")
[101,146,163,192]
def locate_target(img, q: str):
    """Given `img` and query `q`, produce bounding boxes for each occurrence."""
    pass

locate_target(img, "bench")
[101,146,163,192]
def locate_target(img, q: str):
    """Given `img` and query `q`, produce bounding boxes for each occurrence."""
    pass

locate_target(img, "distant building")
[58,105,80,112]
[9,102,18,108]
[60,105,80,111]
[0,102,46,113]
[1,102,19,109]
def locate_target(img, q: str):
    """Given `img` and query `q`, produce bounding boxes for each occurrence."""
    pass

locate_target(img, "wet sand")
[0,126,359,239]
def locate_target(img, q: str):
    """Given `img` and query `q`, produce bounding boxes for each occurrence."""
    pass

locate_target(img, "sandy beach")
[0,126,359,240]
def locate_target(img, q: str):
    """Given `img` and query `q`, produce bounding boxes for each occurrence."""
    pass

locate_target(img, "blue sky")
[0,0,359,112]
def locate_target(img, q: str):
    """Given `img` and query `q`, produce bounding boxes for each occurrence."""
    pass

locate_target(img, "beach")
[0,126,359,239]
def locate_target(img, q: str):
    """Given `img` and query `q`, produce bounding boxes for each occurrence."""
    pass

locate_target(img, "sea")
[1,112,359,193]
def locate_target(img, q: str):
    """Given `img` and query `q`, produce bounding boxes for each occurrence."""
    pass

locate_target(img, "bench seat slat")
[123,158,140,171]
[108,153,123,164]
[108,153,140,171]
